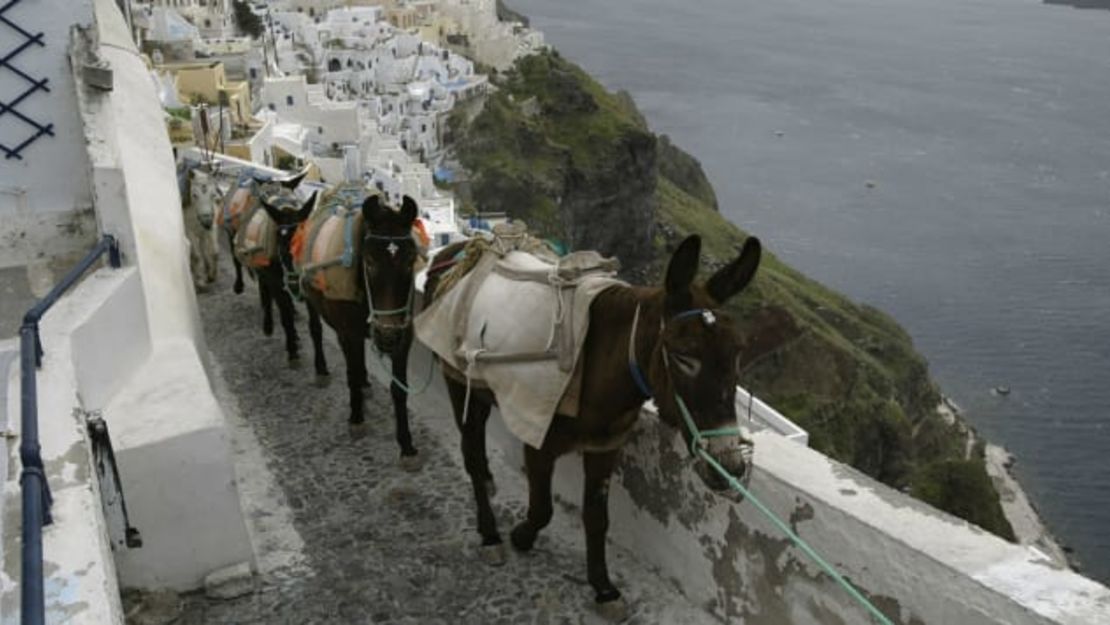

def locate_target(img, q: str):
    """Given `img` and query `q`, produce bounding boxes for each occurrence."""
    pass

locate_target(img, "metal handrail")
[18,234,121,625]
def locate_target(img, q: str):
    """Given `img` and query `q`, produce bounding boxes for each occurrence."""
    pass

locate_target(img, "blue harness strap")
[340,206,356,268]
[627,304,654,398]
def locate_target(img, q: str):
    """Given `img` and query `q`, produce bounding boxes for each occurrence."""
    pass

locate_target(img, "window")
[268,103,275,111]
[249,68,257,79]
[286,95,294,106]
[318,126,324,135]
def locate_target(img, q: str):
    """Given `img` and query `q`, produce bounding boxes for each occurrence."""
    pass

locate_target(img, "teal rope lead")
[369,344,436,396]
[675,396,896,625]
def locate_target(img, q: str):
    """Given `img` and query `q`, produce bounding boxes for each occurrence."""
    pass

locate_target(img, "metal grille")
[0,0,53,160]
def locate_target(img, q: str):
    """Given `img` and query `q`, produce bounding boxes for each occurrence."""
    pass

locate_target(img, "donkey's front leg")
[306,302,329,384]
[339,334,368,438]
[274,286,300,367]
[510,445,556,552]
[583,450,627,621]
[391,339,420,469]
[259,281,274,336]
[445,379,503,563]
[227,230,244,294]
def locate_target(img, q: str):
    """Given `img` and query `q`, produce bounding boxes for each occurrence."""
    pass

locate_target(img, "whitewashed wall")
[0,0,97,269]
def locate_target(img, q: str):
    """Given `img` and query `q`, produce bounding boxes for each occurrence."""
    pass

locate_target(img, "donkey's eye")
[672,354,701,378]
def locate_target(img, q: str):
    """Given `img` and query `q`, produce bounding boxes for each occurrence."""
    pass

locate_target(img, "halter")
[362,232,418,329]
[627,304,744,457]
[276,221,304,302]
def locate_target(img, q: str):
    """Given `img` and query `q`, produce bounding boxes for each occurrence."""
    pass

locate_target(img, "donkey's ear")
[281,168,309,190]
[361,194,385,226]
[260,199,283,224]
[665,235,702,296]
[295,192,317,222]
[707,237,762,304]
[400,195,418,224]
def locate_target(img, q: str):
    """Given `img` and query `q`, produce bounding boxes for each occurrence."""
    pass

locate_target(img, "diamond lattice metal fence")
[0,0,53,160]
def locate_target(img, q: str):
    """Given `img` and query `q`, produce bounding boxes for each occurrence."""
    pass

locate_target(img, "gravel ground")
[124,263,722,625]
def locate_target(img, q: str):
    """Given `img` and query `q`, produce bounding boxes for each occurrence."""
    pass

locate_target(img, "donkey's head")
[261,191,317,284]
[647,234,762,493]
[189,168,224,230]
[361,194,420,351]
[253,167,309,194]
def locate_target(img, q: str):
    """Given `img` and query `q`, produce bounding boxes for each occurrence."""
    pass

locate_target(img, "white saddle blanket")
[415,249,624,448]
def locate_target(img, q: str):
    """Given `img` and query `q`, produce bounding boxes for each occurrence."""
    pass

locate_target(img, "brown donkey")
[423,234,761,620]
[301,194,421,465]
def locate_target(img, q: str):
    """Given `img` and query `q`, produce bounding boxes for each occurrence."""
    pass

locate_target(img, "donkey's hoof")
[263,324,274,337]
[485,478,497,499]
[478,542,507,567]
[509,524,535,553]
[398,453,423,473]
[314,373,331,388]
[233,282,244,295]
[594,596,629,623]
[288,356,302,370]
[348,422,369,440]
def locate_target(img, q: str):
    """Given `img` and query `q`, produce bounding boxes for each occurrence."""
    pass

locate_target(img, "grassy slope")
[449,51,1013,539]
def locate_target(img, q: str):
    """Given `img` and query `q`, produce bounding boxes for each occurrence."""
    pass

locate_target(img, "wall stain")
[613,418,925,624]
[788,499,814,536]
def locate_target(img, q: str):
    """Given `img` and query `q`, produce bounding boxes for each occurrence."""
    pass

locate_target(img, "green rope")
[675,395,896,625]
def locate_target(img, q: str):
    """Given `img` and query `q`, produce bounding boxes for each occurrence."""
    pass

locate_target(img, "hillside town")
[137,0,545,243]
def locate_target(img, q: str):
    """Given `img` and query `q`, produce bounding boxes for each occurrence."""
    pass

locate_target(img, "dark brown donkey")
[424,234,761,620]
[255,192,328,373]
[302,194,421,466]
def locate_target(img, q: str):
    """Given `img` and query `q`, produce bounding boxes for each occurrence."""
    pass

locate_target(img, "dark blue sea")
[512,0,1110,583]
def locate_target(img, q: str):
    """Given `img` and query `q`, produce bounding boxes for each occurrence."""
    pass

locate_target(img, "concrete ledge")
[488,411,1110,624]
[69,268,150,411]
[106,339,254,591]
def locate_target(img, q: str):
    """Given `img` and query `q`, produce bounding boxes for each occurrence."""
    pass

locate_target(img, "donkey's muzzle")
[694,436,753,502]
[371,323,407,352]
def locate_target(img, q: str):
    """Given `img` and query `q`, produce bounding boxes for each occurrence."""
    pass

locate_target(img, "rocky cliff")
[444,50,1014,540]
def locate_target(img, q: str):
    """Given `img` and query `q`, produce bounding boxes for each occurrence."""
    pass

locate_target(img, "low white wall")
[489,415,1110,624]
[107,339,255,590]
[79,0,205,351]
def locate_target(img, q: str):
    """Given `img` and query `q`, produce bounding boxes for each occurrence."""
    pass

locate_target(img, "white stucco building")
[259,74,361,158]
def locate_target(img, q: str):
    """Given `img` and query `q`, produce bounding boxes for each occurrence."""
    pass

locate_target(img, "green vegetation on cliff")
[446,51,1014,540]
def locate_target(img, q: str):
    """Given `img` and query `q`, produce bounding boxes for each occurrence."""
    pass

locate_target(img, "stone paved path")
[152,264,720,624]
